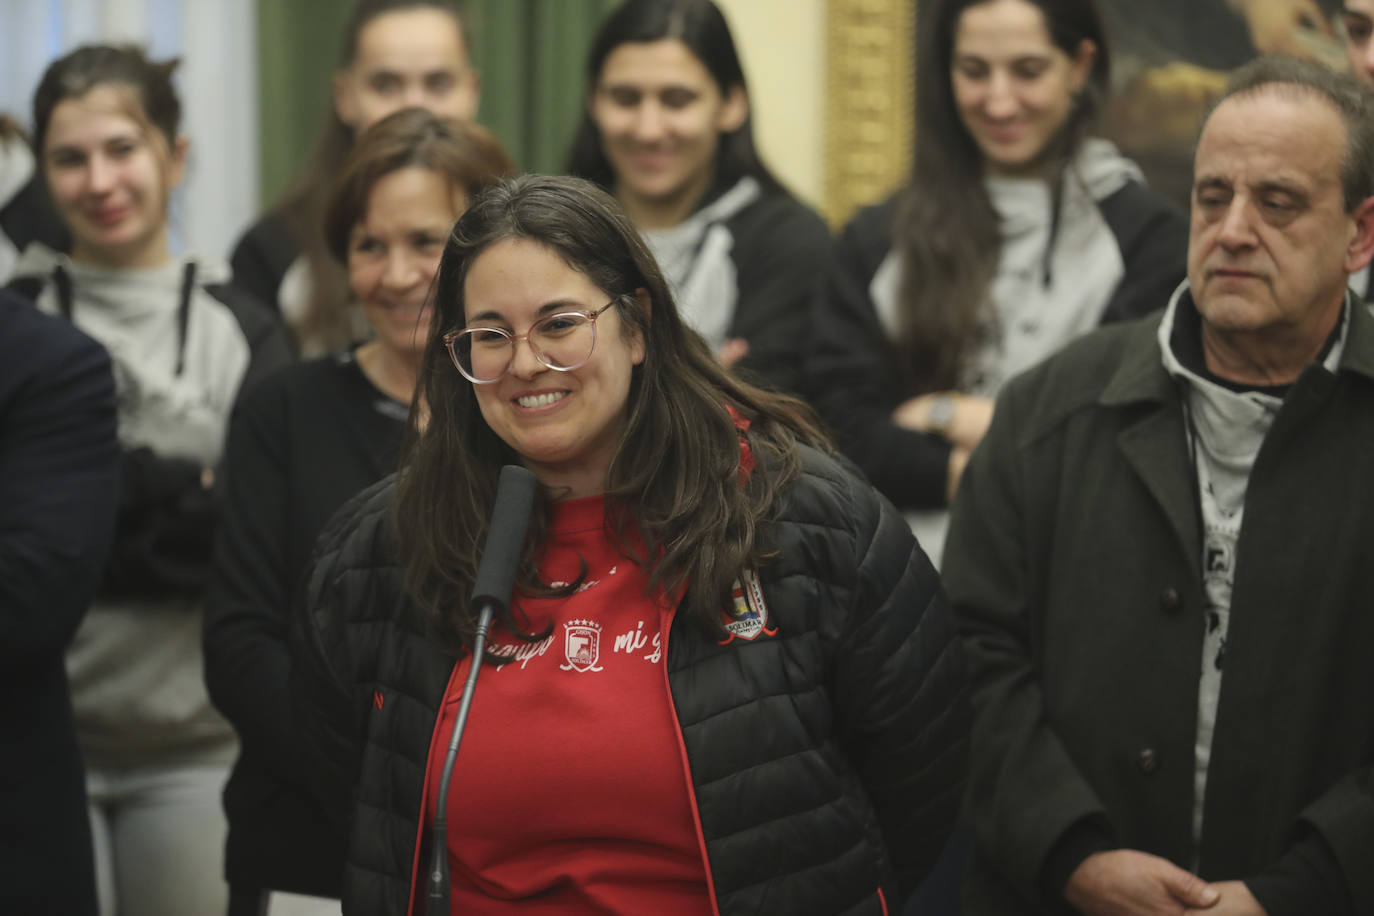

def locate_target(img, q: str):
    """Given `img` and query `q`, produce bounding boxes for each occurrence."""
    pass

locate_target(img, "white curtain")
[0,0,258,263]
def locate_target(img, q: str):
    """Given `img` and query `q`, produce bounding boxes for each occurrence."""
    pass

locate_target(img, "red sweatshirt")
[418,494,712,914]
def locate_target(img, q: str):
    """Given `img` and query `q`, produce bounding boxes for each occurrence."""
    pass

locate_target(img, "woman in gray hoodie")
[808,0,1187,568]
[10,44,289,916]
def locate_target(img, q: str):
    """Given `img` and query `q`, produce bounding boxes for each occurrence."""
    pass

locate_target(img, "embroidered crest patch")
[718,566,778,644]
[559,619,604,672]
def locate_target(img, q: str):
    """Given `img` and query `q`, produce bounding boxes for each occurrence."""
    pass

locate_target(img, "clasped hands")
[1066,850,1267,916]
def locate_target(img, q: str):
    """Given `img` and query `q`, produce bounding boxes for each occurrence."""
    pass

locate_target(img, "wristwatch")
[926,394,957,438]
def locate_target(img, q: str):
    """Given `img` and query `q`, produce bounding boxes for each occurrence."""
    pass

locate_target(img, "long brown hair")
[273,0,472,353]
[894,0,1108,393]
[322,108,514,265]
[396,175,828,653]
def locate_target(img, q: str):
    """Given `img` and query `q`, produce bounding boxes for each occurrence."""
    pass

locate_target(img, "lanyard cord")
[1178,381,1206,568]
[53,260,197,378]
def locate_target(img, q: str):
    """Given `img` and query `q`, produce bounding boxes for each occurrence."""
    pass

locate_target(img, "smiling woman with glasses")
[444,297,619,382]
[291,174,972,913]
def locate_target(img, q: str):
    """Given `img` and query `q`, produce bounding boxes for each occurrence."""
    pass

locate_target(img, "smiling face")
[462,237,645,498]
[1188,89,1374,379]
[42,84,185,268]
[348,166,464,363]
[950,0,1094,177]
[589,38,747,228]
[334,8,479,132]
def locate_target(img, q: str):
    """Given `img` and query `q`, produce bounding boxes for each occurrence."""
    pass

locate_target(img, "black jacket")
[229,212,298,317]
[670,180,832,396]
[205,353,406,896]
[291,446,971,915]
[0,290,118,915]
[944,302,1374,915]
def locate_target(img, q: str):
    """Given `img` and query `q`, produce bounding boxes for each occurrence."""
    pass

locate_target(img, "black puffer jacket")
[291,446,970,915]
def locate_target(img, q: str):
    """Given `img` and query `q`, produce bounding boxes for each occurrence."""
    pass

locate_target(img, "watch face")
[929,395,956,432]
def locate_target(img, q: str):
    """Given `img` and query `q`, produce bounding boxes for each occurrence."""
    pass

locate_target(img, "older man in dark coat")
[945,57,1374,916]
[0,288,118,914]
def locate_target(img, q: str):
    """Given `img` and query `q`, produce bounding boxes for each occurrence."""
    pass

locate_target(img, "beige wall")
[716,0,826,211]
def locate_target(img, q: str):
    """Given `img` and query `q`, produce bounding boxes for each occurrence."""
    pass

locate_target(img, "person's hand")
[1232,0,1333,57]
[892,392,994,452]
[946,448,970,506]
[717,337,749,369]
[1066,850,1220,916]
[1184,881,1266,916]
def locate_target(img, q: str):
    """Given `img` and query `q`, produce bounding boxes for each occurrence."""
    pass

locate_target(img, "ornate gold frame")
[824,0,915,228]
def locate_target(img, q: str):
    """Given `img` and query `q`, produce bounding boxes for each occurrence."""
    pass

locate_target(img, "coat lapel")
[1100,320,1201,576]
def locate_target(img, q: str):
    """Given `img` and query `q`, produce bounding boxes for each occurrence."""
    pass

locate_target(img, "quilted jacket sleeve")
[828,459,972,899]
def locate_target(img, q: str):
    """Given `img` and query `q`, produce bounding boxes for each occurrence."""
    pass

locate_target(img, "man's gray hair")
[1208,56,1374,212]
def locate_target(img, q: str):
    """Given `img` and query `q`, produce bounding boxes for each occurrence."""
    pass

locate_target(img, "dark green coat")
[944,297,1374,915]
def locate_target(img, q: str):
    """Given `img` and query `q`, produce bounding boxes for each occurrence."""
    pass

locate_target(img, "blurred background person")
[205,108,513,916]
[0,290,118,916]
[809,0,1187,567]
[293,175,969,913]
[231,0,479,356]
[1343,0,1374,82]
[9,44,290,916]
[566,0,829,394]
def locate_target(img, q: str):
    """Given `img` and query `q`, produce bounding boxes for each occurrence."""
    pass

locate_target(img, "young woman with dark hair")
[231,0,479,354]
[291,174,971,914]
[566,0,829,394]
[809,0,1188,565]
[10,43,291,916]
[206,109,513,915]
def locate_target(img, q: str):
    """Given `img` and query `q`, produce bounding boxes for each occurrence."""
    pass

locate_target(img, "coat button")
[1159,588,1181,612]
[1138,748,1160,774]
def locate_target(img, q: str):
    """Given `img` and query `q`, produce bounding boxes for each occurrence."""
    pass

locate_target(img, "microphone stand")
[423,463,535,915]
[425,601,496,916]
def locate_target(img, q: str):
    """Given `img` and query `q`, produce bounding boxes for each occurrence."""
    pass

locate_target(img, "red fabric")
[423,495,711,914]
[724,403,754,478]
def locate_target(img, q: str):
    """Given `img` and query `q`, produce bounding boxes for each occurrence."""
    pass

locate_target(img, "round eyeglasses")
[443,298,621,384]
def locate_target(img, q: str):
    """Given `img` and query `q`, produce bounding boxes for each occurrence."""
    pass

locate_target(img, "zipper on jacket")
[406,659,466,916]
[659,606,722,916]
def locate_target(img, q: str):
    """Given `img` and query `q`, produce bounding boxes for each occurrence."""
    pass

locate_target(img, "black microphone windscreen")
[469,464,537,612]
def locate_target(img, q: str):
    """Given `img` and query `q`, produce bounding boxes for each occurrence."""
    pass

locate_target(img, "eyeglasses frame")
[442,297,622,385]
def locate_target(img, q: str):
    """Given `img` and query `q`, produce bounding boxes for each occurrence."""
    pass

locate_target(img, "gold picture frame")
[824,0,914,228]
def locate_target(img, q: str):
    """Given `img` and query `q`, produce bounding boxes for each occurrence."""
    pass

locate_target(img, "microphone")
[426,464,537,916]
